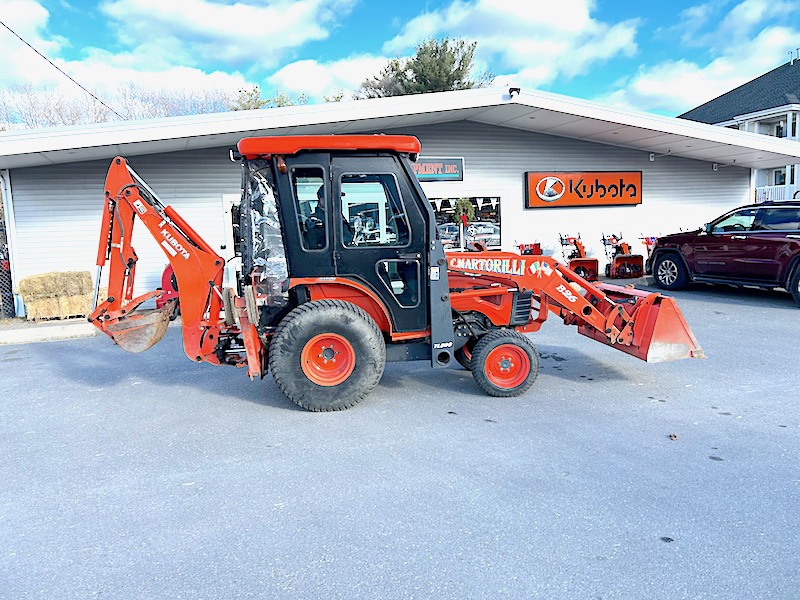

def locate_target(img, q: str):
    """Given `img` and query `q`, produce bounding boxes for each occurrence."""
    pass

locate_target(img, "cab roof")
[237,135,421,160]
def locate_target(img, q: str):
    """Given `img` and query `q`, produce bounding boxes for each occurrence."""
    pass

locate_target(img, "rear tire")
[789,267,800,306]
[653,253,689,290]
[470,330,539,397]
[269,300,386,411]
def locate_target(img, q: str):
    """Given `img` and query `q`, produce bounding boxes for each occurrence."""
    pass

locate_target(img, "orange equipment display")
[559,234,599,281]
[601,233,644,279]
[518,242,542,255]
[89,136,703,412]
[640,235,658,258]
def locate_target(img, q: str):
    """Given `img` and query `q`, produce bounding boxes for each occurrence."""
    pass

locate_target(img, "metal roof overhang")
[1,87,799,170]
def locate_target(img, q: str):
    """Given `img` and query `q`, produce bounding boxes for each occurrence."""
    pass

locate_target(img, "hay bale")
[24,297,61,321]
[23,294,93,321]
[59,293,92,318]
[60,272,92,296]
[19,271,95,321]
[18,271,93,299]
[18,273,54,299]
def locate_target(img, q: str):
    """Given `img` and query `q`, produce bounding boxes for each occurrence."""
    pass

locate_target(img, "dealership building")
[2,86,800,317]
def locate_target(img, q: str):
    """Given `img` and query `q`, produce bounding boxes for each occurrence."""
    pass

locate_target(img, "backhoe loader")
[90,135,703,411]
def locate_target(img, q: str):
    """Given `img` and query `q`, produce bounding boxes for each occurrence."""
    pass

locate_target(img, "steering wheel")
[306,216,323,228]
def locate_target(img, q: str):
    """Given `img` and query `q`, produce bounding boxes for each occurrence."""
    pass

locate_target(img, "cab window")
[291,167,326,250]
[340,174,410,247]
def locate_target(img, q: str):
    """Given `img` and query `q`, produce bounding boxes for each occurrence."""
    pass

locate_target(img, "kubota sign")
[525,171,642,208]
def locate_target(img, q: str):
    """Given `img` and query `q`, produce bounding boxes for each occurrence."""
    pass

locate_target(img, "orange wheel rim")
[485,344,530,389]
[301,333,356,386]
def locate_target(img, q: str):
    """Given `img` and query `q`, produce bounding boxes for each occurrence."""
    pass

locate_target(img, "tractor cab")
[235,136,448,338]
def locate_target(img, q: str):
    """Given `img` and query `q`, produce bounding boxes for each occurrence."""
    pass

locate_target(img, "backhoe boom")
[90,157,232,363]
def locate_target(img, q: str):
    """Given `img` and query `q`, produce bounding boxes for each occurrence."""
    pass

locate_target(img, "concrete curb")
[0,321,98,346]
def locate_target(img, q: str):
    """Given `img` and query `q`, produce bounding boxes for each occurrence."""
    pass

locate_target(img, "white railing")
[755,184,800,202]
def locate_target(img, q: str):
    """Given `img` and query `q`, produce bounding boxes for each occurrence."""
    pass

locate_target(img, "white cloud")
[0,0,67,84]
[99,0,357,71]
[267,55,389,101]
[383,0,639,88]
[598,0,800,115]
[2,0,359,101]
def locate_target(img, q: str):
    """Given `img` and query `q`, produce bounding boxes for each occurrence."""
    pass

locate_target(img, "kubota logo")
[535,176,565,202]
[526,172,642,208]
[160,229,190,260]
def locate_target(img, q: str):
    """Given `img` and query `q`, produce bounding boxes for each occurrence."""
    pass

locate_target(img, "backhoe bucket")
[579,285,704,363]
[104,301,176,353]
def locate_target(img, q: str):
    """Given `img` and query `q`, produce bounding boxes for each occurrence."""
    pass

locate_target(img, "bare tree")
[229,86,270,111]
[0,82,237,129]
[0,80,319,129]
[229,86,309,111]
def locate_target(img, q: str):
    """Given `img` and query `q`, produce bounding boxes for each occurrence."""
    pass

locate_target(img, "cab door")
[331,155,428,333]
[693,207,758,278]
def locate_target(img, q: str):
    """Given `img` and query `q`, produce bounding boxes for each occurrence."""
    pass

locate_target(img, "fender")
[651,248,693,281]
[288,277,429,341]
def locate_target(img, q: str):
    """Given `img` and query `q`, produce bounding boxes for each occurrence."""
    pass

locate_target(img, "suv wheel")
[654,254,689,290]
[789,267,800,306]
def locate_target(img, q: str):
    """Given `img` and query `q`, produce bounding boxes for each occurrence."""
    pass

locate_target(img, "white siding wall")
[9,148,240,298]
[7,122,752,308]
[394,122,752,261]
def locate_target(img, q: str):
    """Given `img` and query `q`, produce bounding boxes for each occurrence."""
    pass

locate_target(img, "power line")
[0,18,126,120]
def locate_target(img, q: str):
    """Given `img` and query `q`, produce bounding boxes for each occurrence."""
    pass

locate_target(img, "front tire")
[269,300,386,411]
[470,330,539,397]
[653,253,689,290]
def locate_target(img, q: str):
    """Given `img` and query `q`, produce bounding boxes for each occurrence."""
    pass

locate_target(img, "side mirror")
[703,223,713,234]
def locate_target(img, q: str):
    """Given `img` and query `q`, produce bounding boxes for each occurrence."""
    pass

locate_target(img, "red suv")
[646,201,800,306]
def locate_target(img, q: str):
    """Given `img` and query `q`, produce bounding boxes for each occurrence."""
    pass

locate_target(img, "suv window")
[711,207,758,233]
[757,208,800,231]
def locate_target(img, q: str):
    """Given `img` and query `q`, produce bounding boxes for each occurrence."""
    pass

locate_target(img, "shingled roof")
[679,59,800,124]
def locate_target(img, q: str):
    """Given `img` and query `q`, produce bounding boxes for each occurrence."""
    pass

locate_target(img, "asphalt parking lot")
[1,283,799,599]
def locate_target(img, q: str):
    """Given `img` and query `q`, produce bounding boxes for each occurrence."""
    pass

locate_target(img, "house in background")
[679,56,800,201]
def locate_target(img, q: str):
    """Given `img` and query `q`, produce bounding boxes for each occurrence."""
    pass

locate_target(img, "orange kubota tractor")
[90,135,703,411]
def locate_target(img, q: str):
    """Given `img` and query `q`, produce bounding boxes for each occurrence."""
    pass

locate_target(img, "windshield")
[242,160,289,314]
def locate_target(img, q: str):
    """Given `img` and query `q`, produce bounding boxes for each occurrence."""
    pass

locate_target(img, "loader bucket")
[579,285,704,363]
[104,301,176,353]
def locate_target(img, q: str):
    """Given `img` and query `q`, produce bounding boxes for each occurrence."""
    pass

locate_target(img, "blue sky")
[1,0,799,116]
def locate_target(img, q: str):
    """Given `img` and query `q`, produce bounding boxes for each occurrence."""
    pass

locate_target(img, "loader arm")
[90,157,229,363]
[446,252,703,362]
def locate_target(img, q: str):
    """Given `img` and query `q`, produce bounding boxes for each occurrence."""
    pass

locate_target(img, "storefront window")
[429,197,501,250]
